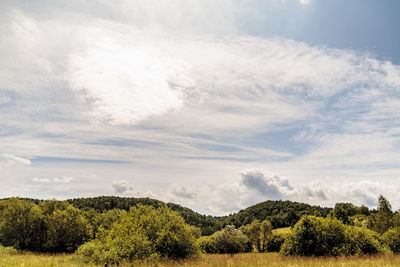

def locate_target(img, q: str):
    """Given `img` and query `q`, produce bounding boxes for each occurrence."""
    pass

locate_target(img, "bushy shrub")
[213,225,251,254]
[281,215,387,256]
[75,205,199,264]
[197,236,217,254]
[266,232,289,252]
[42,203,92,252]
[343,226,387,255]
[0,198,93,252]
[382,227,400,253]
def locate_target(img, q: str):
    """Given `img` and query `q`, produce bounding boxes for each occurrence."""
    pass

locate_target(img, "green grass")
[2,248,400,267]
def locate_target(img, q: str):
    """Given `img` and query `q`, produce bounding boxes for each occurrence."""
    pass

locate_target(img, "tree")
[260,220,273,252]
[240,220,261,251]
[213,225,250,255]
[329,203,357,225]
[372,195,393,234]
[75,205,199,264]
[281,215,386,256]
[0,198,45,250]
[42,203,92,252]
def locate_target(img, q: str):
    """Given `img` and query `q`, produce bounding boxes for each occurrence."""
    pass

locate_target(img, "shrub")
[382,227,400,253]
[0,198,45,250]
[343,225,387,255]
[213,225,251,255]
[281,215,386,256]
[197,236,217,254]
[42,203,92,252]
[266,232,289,252]
[0,198,91,252]
[75,205,199,264]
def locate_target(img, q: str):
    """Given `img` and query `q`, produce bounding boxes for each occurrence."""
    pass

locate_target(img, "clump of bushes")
[381,227,400,253]
[0,198,91,252]
[197,225,251,255]
[281,216,388,256]
[265,232,289,252]
[75,205,199,264]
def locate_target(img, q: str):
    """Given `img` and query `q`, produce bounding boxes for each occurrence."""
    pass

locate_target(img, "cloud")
[241,170,293,198]
[31,174,95,184]
[164,169,400,215]
[0,1,400,215]
[0,154,31,167]
[299,0,311,5]
[112,180,134,194]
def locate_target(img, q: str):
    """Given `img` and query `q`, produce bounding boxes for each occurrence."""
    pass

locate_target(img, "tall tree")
[260,220,273,252]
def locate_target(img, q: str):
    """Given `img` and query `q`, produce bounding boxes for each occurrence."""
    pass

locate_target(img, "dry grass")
[2,251,400,267]
[272,227,291,234]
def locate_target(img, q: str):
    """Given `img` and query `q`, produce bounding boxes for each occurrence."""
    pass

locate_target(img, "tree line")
[0,195,399,264]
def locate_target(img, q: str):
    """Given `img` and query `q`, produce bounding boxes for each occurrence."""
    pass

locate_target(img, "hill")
[4,196,332,235]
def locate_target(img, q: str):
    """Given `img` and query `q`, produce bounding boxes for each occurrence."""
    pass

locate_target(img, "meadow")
[2,250,400,267]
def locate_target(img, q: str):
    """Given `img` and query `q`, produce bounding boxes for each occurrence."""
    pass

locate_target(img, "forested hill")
[11,196,331,235]
[66,196,221,235]
[223,200,331,229]
[65,196,332,234]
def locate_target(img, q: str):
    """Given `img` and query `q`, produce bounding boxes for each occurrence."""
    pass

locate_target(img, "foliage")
[75,205,199,264]
[3,197,333,235]
[265,232,289,252]
[329,203,357,225]
[224,200,331,229]
[197,236,217,254]
[371,195,393,234]
[281,216,387,256]
[260,220,273,252]
[212,225,251,255]
[240,219,273,252]
[0,198,91,252]
[382,227,400,253]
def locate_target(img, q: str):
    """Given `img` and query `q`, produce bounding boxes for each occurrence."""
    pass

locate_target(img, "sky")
[1,0,400,215]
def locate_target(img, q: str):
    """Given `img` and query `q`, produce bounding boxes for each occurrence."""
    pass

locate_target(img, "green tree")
[0,198,45,250]
[382,227,400,253]
[329,203,357,225]
[75,205,199,264]
[372,195,393,234]
[260,220,273,252]
[213,225,250,255]
[240,220,261,251]
[42,203,92,252]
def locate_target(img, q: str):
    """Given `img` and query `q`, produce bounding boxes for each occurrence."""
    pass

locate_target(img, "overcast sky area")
[1,0,400,215]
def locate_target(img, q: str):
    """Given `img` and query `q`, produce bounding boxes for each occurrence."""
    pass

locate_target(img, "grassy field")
[272,227,291,234]
[2,249,400,267]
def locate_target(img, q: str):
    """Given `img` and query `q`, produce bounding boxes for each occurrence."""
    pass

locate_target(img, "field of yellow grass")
[272,227,291,234]
[2,250,400,267]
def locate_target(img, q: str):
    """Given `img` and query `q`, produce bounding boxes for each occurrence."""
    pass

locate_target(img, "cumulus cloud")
[112,180,134,194]
[167,169,400,215]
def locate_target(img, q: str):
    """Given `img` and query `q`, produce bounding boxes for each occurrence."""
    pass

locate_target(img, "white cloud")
[0,154,31,167]
[299,0,311,5]
[112,180,134,194]
[1,1,400,215]
[167,169,400,215]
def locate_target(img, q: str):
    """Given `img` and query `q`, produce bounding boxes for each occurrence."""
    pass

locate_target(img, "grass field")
[272,227,291,234]
[2,249,400,267]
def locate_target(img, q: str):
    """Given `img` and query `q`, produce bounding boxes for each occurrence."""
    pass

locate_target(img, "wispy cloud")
[0,1,400,214]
